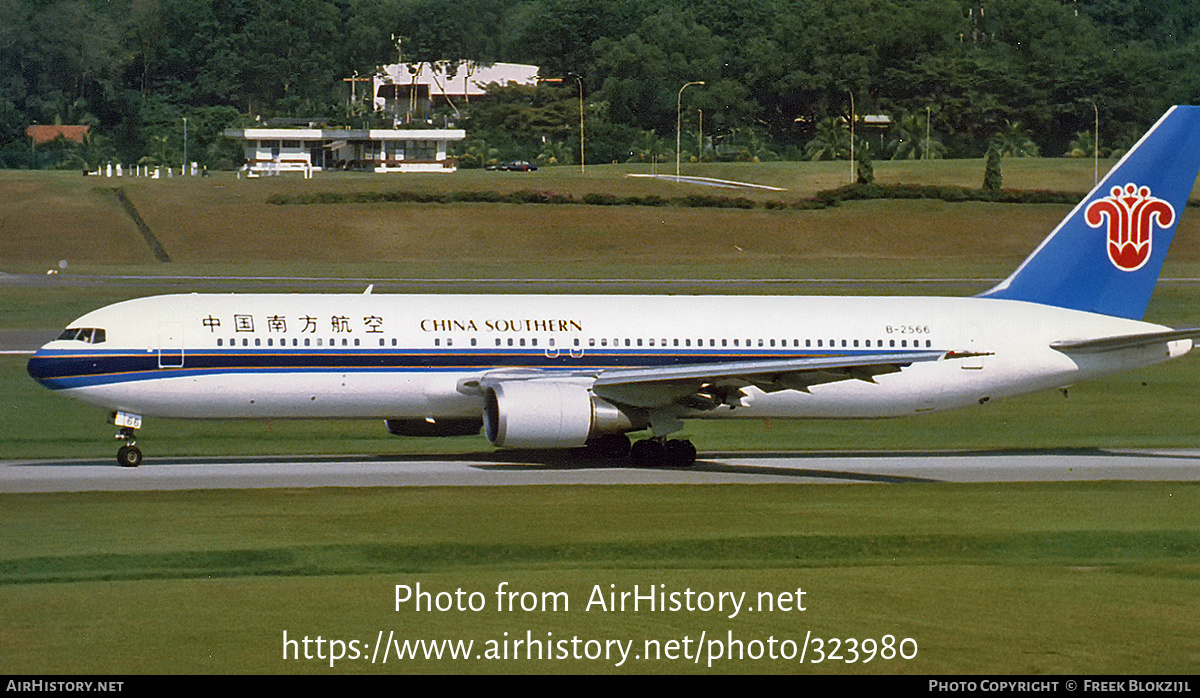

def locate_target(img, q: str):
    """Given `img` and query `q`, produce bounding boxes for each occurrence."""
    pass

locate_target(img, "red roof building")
[25,125,90,144]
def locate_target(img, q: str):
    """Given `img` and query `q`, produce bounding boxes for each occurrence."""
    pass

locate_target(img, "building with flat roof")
[26,124,91,144]
[374,61,539,122]
[222,127,465,174]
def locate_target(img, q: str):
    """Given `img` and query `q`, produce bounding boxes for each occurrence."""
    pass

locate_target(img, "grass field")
[3,163,1200,674]
[3,484,1198,674]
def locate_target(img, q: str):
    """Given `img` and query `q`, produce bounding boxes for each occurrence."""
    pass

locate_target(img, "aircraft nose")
[26,346,57,387]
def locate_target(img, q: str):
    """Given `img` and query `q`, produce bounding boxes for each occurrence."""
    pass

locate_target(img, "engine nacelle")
[385,418,482,437]
[484,381,639,448]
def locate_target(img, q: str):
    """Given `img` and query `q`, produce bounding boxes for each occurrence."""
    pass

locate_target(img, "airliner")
[27,106,1200,468]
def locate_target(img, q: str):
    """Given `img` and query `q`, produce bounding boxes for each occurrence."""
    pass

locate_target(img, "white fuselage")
[27,293,1189,422]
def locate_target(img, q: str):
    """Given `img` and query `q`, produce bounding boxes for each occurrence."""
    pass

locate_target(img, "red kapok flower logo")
[1085,183,1175,272]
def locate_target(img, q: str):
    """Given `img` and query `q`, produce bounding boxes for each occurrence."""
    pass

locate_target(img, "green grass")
[12,162,1200,275]
[2,484,1198,673]
[5,165,1200,674]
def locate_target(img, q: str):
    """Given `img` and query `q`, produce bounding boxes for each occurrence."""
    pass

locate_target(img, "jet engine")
[483,381,639,448]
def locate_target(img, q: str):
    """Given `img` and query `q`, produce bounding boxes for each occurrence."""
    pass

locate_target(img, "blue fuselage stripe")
[26,348,897,390]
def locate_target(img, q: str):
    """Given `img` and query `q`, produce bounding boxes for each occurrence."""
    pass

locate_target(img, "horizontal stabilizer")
[1050,328,1200,354]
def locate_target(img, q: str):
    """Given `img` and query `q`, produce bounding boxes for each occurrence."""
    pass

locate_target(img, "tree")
[803,117,850,160]
[888,113,946,160]
[627,129,670,163]
[538,140,573,166]
[993,120,1040,157]
[1065,130,1092,157]
[983,144,1002,193]
[856,138,874,184]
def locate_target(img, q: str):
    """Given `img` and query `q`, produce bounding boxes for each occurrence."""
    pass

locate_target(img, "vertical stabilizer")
[981,105,1200,319]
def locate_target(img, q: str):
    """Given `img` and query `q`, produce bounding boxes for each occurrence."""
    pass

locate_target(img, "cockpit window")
[56,328,106,344]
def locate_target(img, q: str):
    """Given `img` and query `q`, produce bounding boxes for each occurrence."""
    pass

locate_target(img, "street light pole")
[677,81,705,180]
[573,75,585,174]
[848,90,855,183]
[182,117,187,175]
[925,105,931,161]
[1085,98,1099,185]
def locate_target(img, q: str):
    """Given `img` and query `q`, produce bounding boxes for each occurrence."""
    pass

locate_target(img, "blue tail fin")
[981,105,1200,319]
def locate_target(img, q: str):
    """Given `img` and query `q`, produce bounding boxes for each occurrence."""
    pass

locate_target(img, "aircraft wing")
[588,350,946,410]
[1051,327,1200,354]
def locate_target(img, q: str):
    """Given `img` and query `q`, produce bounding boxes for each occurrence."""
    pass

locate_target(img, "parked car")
[487,160,538,172]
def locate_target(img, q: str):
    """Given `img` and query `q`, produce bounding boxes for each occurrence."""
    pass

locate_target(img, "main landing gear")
[582,434,698,468]
[112,411,144,467]
[630,438,697,469]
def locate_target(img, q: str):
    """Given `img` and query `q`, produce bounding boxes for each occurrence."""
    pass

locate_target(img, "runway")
[3,448,1200,492]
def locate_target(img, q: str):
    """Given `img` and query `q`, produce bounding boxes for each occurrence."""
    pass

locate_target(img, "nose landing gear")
[112,411,144,467]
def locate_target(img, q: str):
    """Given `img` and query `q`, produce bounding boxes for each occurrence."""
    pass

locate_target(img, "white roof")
[224,128,465,141]
[375,61,539,98]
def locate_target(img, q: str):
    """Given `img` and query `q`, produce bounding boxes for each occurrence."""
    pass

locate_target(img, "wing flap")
[591,351,944,409]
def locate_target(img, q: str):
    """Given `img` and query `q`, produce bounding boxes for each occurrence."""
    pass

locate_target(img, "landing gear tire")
[630,439,666,468]
[586,433,632,461]
[117,445,143,468]
[630,439,697,468]
[663,439,697,468]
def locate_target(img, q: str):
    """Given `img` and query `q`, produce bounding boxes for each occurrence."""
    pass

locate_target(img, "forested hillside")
[3,0,1200,168]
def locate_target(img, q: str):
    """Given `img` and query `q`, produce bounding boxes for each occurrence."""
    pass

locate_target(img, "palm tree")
[804,117,850,161]
[537,140,573,166]
[454,138,498,169]
[993,120,1040,157]
[627,129,670,163]
[888,113,946,160]
[1064,130,1094,158]
[728,127,778,162]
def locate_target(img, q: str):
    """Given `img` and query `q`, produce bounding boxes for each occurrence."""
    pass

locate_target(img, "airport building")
[373,61,539,121]
[222,127,466,174]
